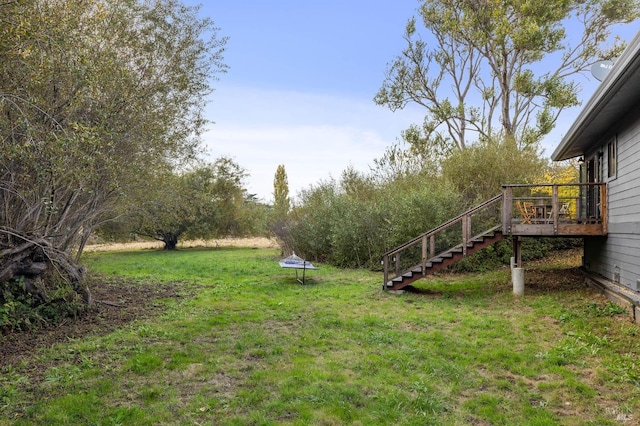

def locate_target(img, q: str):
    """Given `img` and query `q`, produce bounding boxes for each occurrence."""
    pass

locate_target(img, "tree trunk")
[0,238,90,305]
[162,233,179,250]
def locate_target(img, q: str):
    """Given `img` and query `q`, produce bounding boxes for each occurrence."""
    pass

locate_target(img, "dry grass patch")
[84,236,278,252]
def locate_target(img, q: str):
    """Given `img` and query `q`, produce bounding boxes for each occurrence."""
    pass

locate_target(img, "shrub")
[1,278,86,333]
[285,174,461,269]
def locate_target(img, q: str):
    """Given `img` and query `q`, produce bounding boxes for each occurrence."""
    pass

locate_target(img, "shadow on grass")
[276,274,322,287]
[401,266,587,298]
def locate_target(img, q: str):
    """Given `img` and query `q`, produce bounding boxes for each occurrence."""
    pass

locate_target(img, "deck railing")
[381,182,608,288]
[502,183,607,236]
[381,194,503,286]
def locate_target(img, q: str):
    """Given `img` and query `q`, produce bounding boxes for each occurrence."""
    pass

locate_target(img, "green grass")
[2,247,639,425]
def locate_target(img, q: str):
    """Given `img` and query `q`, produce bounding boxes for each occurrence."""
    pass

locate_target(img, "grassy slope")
[1,247,639,425]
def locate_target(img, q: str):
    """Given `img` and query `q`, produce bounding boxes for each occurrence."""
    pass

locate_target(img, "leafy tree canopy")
[100,158,259,250]
[0,0,226,307]
[375,0,639,153]
[272,164,291,221]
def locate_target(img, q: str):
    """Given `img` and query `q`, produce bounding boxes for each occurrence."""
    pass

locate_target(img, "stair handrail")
[381,193,504,259]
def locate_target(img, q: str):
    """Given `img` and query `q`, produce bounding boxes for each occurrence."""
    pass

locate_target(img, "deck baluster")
[382,184,607,290]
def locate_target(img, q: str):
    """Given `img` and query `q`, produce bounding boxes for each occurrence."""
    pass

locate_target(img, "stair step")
[383,217,505,290]
[389,235,504,285]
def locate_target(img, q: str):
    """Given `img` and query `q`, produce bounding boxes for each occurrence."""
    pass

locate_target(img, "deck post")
[511,236,524,296]
[512,236,522,267]
[600,184,607,234]
[462,215,469,256]
[383,255,389,289]
[502,186,512,234]
[429,235,435,260]
[552,185,559,234]
[421,235,427,275]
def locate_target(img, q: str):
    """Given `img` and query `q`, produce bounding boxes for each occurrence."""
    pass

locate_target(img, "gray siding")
[585,111,640,290]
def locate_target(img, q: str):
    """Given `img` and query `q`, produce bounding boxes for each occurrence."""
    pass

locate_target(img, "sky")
[187,1,638,203]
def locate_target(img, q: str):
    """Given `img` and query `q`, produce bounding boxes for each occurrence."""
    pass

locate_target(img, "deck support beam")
[512,236,522,268]
[511,236,524,296]
[512,266,525,296]
[383,183,607,292]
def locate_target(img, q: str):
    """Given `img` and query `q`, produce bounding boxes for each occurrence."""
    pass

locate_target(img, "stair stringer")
[386,229,504,291]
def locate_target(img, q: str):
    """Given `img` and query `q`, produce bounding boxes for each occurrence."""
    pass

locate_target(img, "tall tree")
[273,164,291,221]
[0,0,226,303]
[375,0,639,153]
[270,164,292,253]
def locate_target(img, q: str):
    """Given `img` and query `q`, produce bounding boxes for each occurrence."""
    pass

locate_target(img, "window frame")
[607,135,617,180]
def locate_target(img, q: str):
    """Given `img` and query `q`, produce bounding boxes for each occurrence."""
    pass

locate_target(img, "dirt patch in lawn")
[0,275,191,370]
[1,238,275,372]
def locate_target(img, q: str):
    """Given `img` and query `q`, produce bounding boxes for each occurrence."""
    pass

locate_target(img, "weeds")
[0,278,87,333]
[586,301,629,317]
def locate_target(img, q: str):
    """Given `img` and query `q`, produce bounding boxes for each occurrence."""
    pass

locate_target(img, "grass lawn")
[1,247,639,425]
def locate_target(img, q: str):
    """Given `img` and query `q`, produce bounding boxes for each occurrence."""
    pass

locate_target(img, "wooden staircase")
[385,227,503,290]
[382,183,608,291]
[382,194,504,291]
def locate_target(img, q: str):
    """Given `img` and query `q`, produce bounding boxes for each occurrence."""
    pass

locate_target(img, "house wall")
[584,107,640,291]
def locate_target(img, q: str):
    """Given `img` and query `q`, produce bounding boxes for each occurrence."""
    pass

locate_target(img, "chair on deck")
[547,202,570,222]
[559,203,569,217]
[516,201,533,224]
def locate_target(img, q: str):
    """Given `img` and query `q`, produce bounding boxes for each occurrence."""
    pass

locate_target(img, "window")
[608,136,617,178]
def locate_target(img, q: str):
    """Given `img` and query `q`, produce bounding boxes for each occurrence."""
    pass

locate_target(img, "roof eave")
[551,31,640,162]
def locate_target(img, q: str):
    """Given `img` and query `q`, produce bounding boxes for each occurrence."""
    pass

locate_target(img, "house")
[552,30,640,301]
[382,31,640,321]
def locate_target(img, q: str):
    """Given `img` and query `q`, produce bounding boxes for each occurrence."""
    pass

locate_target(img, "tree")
[270,164,292,253]
[441,135,546,204]
[104,158,253,250]
[273,165,291,221]
[375,0,639,153]
[127,169,204,251]
[284,170,461,269]
[207,157,254,237]
[532,159,581,217]
[371,125,443,183]
[0,0,226,309]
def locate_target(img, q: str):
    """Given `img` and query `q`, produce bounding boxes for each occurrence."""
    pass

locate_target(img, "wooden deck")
[382,183,607,290]
[502,183,607,237]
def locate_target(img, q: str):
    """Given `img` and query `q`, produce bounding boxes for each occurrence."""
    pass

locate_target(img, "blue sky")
[189,1,638,202]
